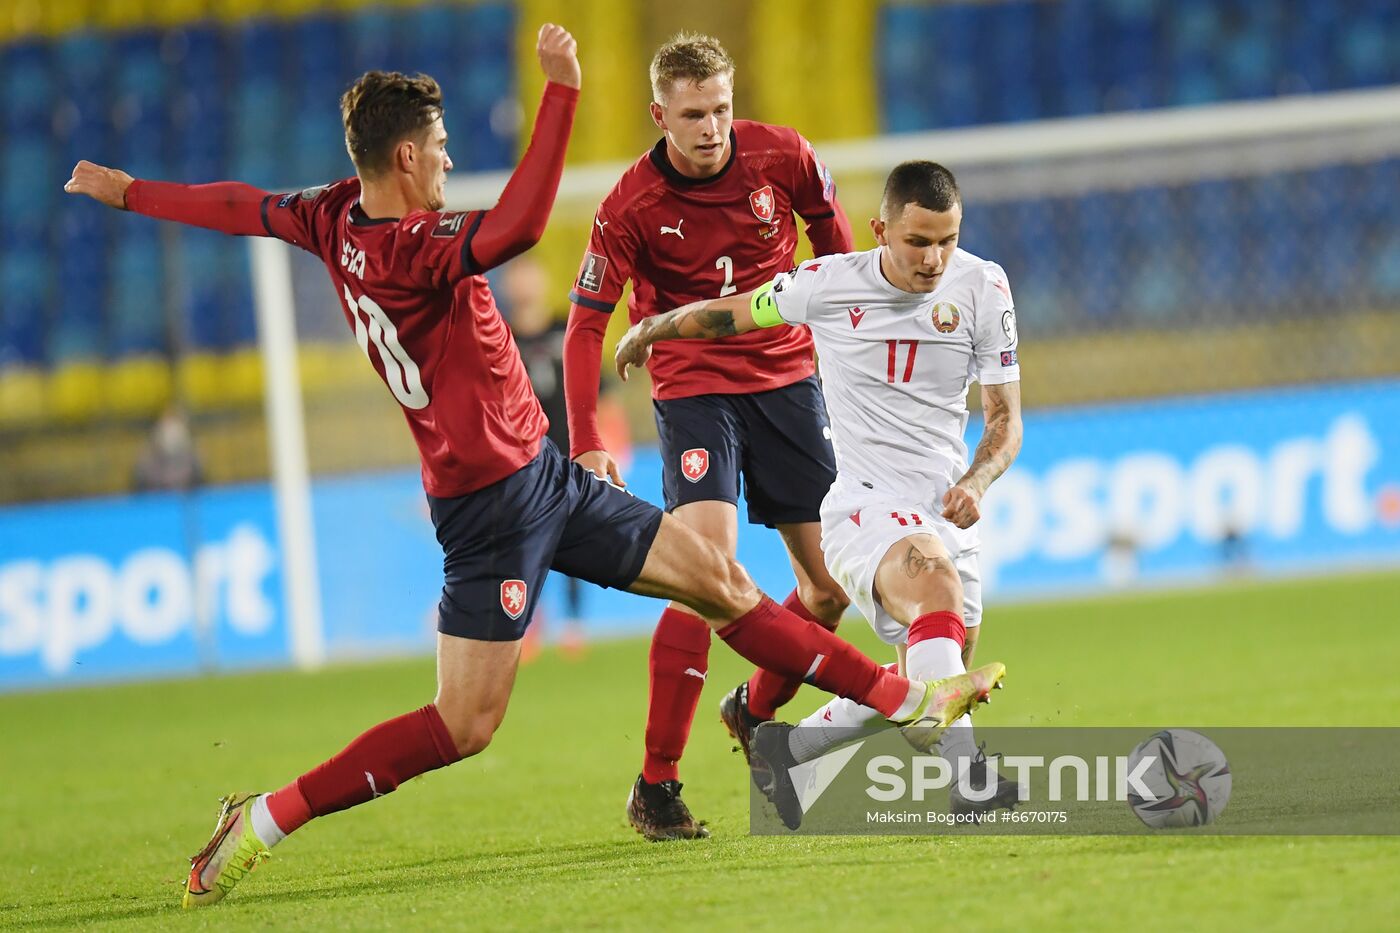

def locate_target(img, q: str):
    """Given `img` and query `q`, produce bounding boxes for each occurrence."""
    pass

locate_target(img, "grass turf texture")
[3,570,1398,931]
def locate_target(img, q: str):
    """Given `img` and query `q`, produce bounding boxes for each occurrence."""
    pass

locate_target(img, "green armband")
[749,282,786,328]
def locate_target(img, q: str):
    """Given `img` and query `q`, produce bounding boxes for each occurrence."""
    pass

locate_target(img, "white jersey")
[765,246,1020,553]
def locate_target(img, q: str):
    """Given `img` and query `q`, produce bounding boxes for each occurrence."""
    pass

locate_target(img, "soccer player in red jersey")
[63,26,997,906]
[563,33,856,838]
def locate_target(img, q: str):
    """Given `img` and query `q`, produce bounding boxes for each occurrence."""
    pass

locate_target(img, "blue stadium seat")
[877,5,927,132]
[348,6,402,76]
[230,19,288,189]
[982,1,1038,123]
[0,246,49,365]
[113,31,171,182]
[108,232,166,357]
[50,199,107,362]
[1101,0,1161,111]
[170,24,229,183]
[1046,0,1101,116]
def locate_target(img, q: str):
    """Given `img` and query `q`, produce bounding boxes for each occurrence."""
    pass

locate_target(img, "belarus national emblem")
[681,448,710,483]
[749,185,776,223]
[500,579,527,620]
[931,302,961,334]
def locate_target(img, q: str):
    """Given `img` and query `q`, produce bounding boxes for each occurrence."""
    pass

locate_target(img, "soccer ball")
[1126,729,1231,828]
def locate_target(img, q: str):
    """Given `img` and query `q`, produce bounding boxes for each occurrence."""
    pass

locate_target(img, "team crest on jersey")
[749,185,776,223]
[931,302,961,333]
[432,212,467,239]
[681,448,709,483]
[577,252,608,293]
[500,579,528,620]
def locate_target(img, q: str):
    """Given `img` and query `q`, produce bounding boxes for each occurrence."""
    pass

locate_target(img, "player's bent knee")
[445,716,498,758]
[801,584,849,628]
[693,556,759,621]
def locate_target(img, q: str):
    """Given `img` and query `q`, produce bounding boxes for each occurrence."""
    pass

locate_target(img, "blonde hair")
[649,32,735,102]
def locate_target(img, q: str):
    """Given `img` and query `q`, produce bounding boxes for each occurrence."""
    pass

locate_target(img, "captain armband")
[749,281,787,328]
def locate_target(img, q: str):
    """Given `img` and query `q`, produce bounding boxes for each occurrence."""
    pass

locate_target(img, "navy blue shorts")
[652,375,837,528]
[427,438,663,641]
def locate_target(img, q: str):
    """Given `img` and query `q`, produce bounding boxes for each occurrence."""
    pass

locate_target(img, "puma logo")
[595,216,608,231]
[683,667,707,681]
[660,219,685,239]
[365,771,384,798]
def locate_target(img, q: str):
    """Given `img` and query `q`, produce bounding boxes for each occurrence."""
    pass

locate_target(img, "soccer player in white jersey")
[614,161,1022,827]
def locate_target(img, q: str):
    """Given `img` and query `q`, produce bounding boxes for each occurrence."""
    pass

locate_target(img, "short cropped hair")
[340,71,443,177]
[649,32,735,101]
[881,161,961,219]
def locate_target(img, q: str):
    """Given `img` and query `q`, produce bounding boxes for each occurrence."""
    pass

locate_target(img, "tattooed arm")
[941,381,1023,529]
[613,290,763,380]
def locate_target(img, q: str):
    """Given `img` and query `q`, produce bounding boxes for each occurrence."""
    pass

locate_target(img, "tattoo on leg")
[900,546,951,580]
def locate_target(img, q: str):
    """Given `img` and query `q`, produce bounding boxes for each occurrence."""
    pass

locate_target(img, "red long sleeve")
[468,82,579,271]
[563,305,610,458]
[805,198,855,258]
[124,179,271,237]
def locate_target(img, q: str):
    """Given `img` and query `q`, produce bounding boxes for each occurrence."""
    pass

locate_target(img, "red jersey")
[262,179,545,497]
[563,120,853,456]
[125,83,579,497]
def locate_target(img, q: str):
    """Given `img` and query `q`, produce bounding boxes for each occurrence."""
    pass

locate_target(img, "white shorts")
[820,488,983,647]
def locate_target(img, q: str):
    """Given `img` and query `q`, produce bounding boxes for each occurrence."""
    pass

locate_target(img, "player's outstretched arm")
[65,160,272,237]
[614,290,766,381]
[942,381,1023,528]
[465,24,580,272]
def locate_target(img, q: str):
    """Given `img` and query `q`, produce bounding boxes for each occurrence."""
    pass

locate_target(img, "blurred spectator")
[132,406,204,492]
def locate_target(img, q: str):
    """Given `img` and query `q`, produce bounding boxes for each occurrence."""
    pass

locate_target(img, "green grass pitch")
[3,570,1399,930]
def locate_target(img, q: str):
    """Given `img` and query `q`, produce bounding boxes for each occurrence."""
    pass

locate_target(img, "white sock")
[250,794,287,848]
[905,635,978,781]
[789,695,888,764]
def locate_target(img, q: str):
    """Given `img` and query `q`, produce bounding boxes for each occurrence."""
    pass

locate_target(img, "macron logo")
[847,307,866,329]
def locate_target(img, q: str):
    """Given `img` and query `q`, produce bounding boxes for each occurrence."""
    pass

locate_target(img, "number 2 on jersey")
[886,339,920,383]
[343,285,430,410]
[715,255,737,297]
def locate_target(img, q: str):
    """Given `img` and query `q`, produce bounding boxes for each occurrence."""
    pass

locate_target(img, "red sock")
[642,608,712,783]
[746,590,831,719]
[269,703,460,831]
[908,610,966,648]
[718,597,911,719]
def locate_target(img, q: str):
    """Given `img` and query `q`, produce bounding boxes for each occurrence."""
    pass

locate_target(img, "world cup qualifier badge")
[681,448,710,483]
[931,302,961,333]
[749,185,777,223]
[500,579,527,620]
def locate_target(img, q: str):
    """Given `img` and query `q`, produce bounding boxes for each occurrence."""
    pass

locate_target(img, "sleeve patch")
[432,212,468,238]
[299,184,329,201]
[1001,308,1018,345]
[1000,349,1018,367]
[576,251,608,293]
[808,142,834,202]
[277,192,295,208]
